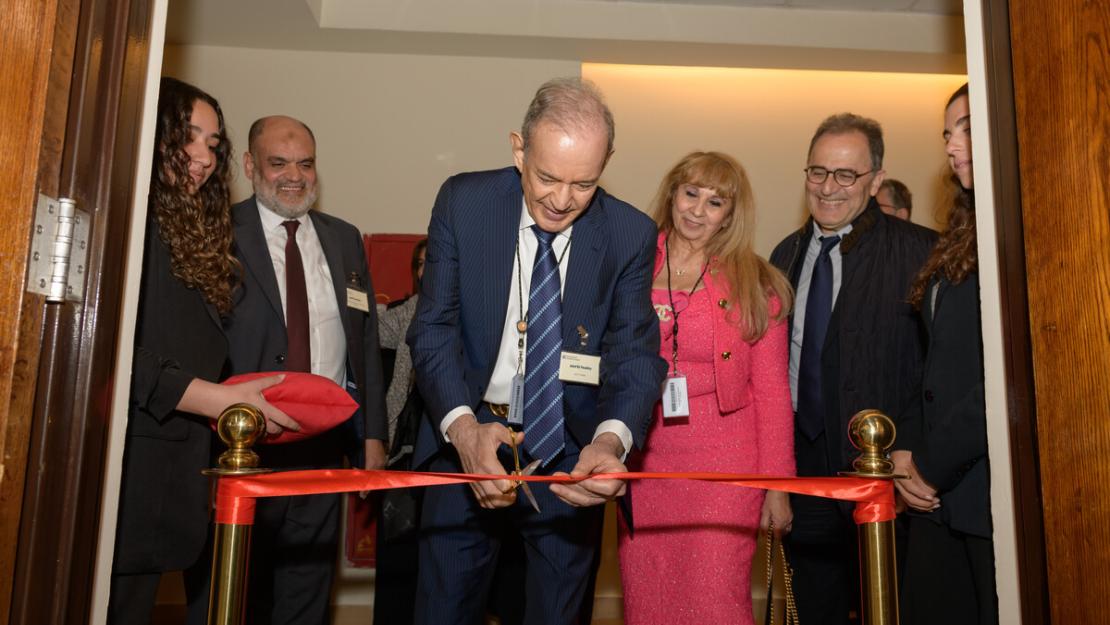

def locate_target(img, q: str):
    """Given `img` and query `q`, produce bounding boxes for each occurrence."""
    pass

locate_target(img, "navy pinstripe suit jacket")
[407,167,666,469]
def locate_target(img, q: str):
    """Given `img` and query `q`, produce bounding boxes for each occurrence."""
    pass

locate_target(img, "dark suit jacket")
[770,202,937,471]
[407,167,666,469]
[114,218,226,573]
[223,197,387,466]
[896,272,991,538]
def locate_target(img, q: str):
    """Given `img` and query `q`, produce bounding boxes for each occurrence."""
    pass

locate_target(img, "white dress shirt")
[789,222,853,410]
[257,201,347,386]
[440,200,634,458]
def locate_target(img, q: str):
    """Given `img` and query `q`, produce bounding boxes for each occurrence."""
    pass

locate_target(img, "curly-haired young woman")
[108,77,297,624]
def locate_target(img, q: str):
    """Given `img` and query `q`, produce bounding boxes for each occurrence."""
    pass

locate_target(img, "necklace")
[668,247,705,278]
[665,233,707,279]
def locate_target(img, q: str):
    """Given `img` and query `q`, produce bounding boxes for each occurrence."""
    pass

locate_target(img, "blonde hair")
[650,151,793,341]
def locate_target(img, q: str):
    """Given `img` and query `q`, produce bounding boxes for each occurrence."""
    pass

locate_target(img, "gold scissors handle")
[506,428,542,513]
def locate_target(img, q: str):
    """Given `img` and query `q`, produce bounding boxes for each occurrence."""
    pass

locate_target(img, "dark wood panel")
[0,1,66,623]
[1009,1,1110,622]
[979,1,1050,623]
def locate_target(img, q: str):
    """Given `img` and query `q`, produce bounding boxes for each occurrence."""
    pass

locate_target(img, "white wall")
[585,63,967,256]
[165,45,964,255]
[163,44,579,233]
[962,2,1021,622]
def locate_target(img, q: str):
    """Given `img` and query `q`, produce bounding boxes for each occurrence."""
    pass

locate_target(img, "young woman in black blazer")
[108,77,297,624]
[892,83,999,625]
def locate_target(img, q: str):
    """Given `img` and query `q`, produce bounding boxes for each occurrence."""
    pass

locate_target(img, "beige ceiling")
[578,0,959,11]
[166,0,966,73]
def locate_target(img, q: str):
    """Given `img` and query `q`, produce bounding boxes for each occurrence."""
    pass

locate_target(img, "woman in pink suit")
[618,151,795,625]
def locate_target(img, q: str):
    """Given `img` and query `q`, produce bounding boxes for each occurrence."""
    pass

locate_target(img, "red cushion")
[217,371,358,444]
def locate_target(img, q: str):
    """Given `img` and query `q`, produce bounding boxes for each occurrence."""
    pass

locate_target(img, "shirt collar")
[809,220,852,245]
[519,197,573,240]
[257,197,309,232]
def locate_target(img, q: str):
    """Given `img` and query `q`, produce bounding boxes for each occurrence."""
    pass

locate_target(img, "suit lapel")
[234,197,285,322]
[561,194,607,346]
[483,187,520,360]
[310,211,354,346]
[202,301,221,328]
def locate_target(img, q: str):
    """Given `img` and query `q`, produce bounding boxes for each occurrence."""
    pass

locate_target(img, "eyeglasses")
[804,166,875,187]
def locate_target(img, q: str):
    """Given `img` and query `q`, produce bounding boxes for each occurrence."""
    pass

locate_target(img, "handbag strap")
[763,522,800,625]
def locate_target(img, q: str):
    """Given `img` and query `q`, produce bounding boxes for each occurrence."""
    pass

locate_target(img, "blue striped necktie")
[524,225,565,465]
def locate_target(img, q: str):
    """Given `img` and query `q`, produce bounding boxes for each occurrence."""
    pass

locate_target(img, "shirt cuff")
[440,405,474,442]
[593,420,633,462]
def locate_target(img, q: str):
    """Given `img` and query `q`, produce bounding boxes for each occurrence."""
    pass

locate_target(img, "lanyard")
[514,228,572,372]
[665,235,708,374]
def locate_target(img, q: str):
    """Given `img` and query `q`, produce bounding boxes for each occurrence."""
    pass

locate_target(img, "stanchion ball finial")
[203,403,271,476]
[846,409,896,477]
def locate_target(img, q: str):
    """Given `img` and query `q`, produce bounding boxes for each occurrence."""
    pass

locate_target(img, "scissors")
[506,428,542,514]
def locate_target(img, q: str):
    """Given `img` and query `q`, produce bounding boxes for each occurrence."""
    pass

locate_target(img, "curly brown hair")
[909,84,976,308]
[150,77,238,314]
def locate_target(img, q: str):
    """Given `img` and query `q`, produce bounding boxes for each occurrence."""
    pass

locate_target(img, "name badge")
[346,287,369,312]
[558,351,600,386]
[662,373,689,418]
[507,373,525,425]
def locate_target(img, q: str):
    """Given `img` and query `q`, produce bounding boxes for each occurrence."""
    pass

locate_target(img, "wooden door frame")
[3,0,156,622]
[0,0,75,621]
[977,0,1050,622]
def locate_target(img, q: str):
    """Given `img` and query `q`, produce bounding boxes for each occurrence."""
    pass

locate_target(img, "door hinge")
[27,194,90,303]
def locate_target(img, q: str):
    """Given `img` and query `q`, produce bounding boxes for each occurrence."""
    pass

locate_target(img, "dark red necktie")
[282,220,311,372]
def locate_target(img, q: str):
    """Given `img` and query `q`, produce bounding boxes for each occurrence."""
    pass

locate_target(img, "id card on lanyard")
[662,373,689,418]
[661,235,708,420]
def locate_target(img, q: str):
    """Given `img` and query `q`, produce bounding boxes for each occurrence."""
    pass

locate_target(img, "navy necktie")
[797,235,841,441]
[524,225,565,465]
[282,220,311,373]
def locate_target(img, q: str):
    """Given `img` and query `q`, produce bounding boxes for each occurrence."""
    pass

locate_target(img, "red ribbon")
[214,488,256,525]
[214,469,895,526]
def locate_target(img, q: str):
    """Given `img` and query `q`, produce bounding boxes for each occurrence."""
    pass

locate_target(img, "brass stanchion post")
[843,409,900,625]
[203,403,271,625]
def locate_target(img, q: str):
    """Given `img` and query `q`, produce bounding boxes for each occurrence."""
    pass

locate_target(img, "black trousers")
[245,435,345,625]
[374,515,532,625]
[785,431,860,625]
[901,516,998,625]
[414,414,602,625]
[107,557,210,625]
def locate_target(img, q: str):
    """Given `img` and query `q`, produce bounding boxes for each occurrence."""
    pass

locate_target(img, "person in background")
[617,151,795,625]
[373,238,425,625]
[769,113,936,625]
[222,114,388,625]
[108,78,298,624]
[877,178,913,221]
[893,82,998,625]
[378,238,427,451]
[374,237,531,625]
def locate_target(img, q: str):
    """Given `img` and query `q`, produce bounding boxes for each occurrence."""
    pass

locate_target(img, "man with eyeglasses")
[877,178,914,221]
[769,113,936,625]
